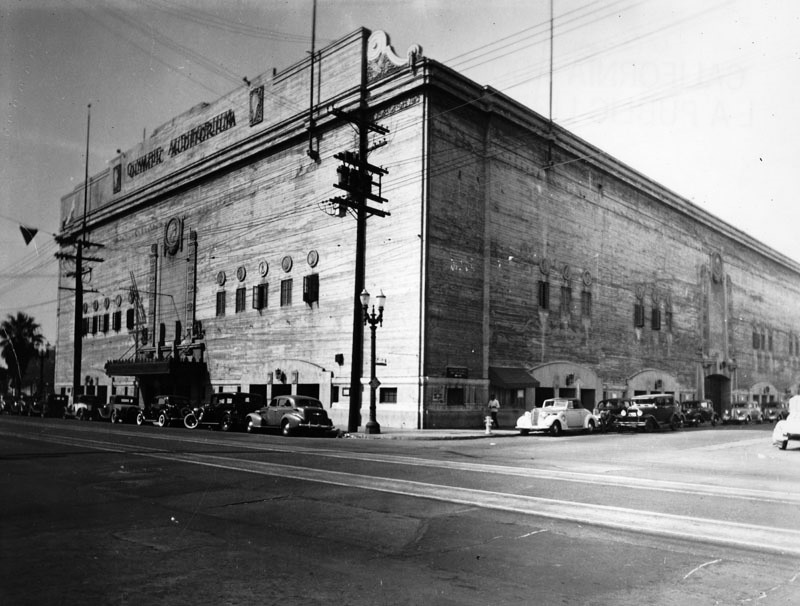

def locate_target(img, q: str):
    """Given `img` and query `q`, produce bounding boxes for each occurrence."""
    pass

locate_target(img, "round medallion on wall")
[115,294,123,308]
[236,266,247,282]
[92,300,99,312]
[82,302,89,314]
[216,271,226,286]
[539,257,550,275]
[711,252,723,283]
[561,264,571,281]
[635,284,645,300]
[307,249,319,268]
[103,297,110,310]
[164,217,182,256]
[582,270,592,287]
[258,260,269,277]
[281,255,293,273]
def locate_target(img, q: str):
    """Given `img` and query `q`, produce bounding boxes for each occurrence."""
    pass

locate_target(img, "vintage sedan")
[763,402,789,423]
[100,395,141,424]
[183,392,265,431]
[40,394,69,418]
[722,402,763,424]
[592,398,629,432]
[681,399,719,427]
[516,398,597,436]
[773,395,800,450]
[64,394,102,420]
[617,394,684,431]
[244,395,334,436]
[136,395,193,428]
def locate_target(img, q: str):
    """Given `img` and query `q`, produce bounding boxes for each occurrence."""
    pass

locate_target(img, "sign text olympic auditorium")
[126,109,236,179]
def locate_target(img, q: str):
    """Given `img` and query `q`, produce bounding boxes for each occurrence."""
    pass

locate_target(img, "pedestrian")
[488,394,500,429]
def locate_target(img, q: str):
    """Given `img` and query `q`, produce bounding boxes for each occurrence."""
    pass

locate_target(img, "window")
[651,308,661,331]
[560,285,572,315]
[216,291,226,317]
[82,317,89,336]
[101,313,110,333]
[665,309,673,332]
[753,330,760,349]
[112,310,122,332]
[379,387,397,404]
[252,283,268,310]
[235,287,246,313]
[126,308,135,330]
[280,279,293,307]
[634,303,645,328]
[303,274,319,305]
[91,316,98,335]
[538,280,549,310]
[581,290,592,318]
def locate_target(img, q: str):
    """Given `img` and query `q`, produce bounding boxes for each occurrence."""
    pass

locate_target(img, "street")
[1,416,798,605]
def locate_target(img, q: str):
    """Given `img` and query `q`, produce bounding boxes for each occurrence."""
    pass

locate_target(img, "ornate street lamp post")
[361,288,386,434]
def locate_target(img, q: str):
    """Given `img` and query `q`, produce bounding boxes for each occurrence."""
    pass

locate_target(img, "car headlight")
[620,409,627,417]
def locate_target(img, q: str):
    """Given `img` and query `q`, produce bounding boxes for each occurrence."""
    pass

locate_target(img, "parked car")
[763,402,789,423]
[773,395,800,450]
[722,402,763,424]
[64,394,102,420]
[40,394,69,418]
[592,398,629,432]
[99,395,141,424]
[244,395,334,436]
[616,394,683,432]
[136,395,193,427]
[516,398,597,436]
[680,399,719,427]
[183,392,265,431]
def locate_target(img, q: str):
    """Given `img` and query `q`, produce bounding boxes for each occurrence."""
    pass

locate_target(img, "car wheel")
[281,420,293,437]
[549,421,562,437]
[110,409,119,424]
[156,412,168,428]
[136,411,145,426]
[644,418,657,433]
[220,414,232,432]
[744,416,750,425]
[670,416,680,431]
[711,416,718,427]
[779,440,788,450]
[183,413,199,429]
[246,418,257,433]
[586,419,595,434]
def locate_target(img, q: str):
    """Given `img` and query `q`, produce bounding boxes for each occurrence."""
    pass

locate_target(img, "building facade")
[55,28,800,429]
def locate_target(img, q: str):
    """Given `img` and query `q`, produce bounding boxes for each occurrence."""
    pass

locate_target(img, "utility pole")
[328,35,389,433]
[55,104,104,398]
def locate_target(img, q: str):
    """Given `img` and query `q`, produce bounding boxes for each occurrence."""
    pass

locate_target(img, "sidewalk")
[340,428,520,440]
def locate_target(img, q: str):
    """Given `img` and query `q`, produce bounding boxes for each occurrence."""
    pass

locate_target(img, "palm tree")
[0,312,44,397]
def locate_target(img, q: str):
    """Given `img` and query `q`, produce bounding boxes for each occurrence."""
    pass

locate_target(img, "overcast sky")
[2,0,799,343]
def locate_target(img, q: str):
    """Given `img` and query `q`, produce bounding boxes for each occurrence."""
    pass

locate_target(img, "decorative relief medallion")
[236,266,246,282]
[83,302,89,314]
[103,297,110,310]
[258,260,269,277]
[164,216,182,256]
[635,284,645,300]
[115,295,123,308]
[92,300,99,312]
[249,85,264,127]
[216,271,226,286]
[582,270,592,287]
[561,264,571,281]
[711,252,723,283]
[539,257,551,275]
[281,255,293,273]
[307,249,319,268]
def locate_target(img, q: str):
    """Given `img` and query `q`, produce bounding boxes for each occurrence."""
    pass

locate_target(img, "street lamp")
[361,288,386,434]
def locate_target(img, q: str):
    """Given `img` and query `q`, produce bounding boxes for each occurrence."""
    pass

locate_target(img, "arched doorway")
[704,374,730,416]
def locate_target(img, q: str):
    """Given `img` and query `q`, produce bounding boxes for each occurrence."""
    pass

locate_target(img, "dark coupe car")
[681,399,719,427]
[100,395,141,424]
[244,395,334,436]
[136,395,193,427]
[183,392,265,431]
[592,398,630,432]
[40,394,69,418]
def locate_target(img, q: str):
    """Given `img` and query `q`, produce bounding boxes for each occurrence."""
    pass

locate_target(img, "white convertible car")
[772,395,800,450]
[516,398,597,436]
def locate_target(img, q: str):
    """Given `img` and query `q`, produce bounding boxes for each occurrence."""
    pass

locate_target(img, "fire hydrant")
[484,415,493,435]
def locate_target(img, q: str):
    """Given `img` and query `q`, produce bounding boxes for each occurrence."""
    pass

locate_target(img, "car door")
[565,400,583,429]
[266,398,283,427]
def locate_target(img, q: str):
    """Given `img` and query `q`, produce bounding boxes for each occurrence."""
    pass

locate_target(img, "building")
[54,28,800,429]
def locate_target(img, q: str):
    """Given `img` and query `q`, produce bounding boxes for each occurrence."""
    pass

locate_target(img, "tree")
[0,312,44,397]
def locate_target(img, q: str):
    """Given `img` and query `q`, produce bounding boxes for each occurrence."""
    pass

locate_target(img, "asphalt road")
[1,416,798,605]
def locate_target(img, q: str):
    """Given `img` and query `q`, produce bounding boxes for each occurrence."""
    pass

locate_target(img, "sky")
[1,0,799,345]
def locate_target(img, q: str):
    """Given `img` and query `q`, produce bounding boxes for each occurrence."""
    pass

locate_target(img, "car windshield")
[296,398,323,408]
[542,400,569,409]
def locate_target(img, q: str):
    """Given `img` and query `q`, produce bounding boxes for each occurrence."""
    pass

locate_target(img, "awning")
[489,366,540,389]
[105,358,206,378]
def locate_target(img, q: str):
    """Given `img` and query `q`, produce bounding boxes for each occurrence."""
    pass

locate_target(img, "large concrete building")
[55,28,800,429]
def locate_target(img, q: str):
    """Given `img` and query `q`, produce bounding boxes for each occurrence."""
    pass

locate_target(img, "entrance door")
[704,374,730,416]
[297,384,320,399]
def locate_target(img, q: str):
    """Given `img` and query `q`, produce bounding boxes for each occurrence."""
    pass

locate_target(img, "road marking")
[5,429,800,558]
